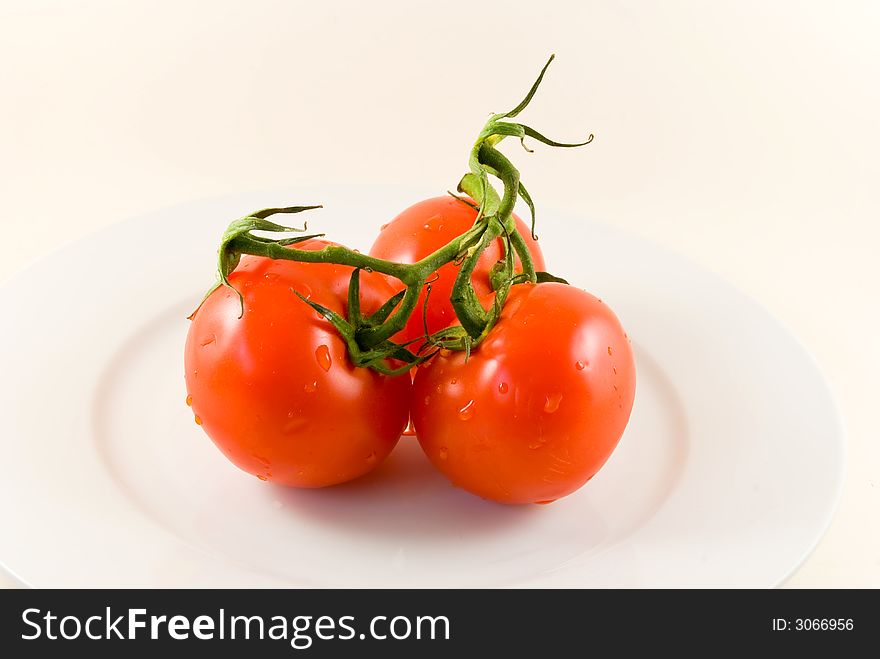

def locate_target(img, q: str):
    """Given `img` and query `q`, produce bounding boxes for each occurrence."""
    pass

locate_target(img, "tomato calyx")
[198,55,592,374]
[292,270,424,376]
[188,205,326,320]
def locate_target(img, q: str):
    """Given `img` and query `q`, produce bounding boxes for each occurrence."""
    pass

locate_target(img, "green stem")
[203,55,593,373]
[450,219,503,336]
[356,283,421,347]
[508,229,537,283]
[229,238,413,282]
[356,221,486,347]
[478,143,520,232]
[411,222,485,278]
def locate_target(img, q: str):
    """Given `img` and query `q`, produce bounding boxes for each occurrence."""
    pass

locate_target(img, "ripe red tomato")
[369,196,545,344]
[184,240,412,487]
[411,282,635,504]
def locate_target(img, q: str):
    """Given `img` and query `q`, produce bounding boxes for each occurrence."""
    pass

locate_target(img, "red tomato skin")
[184,240,411,487]
[369,196,545,344]
[411,283,635,504]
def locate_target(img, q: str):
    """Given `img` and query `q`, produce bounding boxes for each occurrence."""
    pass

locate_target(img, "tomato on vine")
[185,238,411,487]
[185,55,628,503]
[411,283,636,504]
[369,195,544,344]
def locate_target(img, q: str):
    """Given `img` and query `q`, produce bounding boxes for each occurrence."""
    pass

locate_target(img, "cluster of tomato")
[184,193,636,505]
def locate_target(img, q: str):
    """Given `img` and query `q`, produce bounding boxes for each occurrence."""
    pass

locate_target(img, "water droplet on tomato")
[193,414,202,425]
[613,366,618,375]
[458,399,475,420]
[607,346,613,356]
[304,380,317,393]
[283,416,308,434]
[256,474,268,481]
[366,452,377,464]
[575,360,587,370]
[185,394,193,407]
[450,378,458,385]
[535,499,557,505]
[438,447,448,460]
[498,382,509,394]
[315,344,332,371]
[423,395,431,405]
[422,215,443,231]
[264,272,281,281]
[544,393,563,413]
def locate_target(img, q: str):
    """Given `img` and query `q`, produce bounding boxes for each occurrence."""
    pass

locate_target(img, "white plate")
[0,186,844,587]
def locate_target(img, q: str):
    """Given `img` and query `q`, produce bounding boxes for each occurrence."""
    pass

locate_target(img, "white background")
[1,0,877,587]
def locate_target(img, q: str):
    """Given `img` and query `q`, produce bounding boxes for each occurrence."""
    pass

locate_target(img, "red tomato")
[369,196,545,344]
[184,240,412,487]
[411,283,635,504]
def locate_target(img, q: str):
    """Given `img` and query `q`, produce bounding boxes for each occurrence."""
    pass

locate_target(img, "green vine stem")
[194,55,593,373]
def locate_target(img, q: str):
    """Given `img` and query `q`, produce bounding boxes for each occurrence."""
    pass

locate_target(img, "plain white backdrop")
[1,0,877,586]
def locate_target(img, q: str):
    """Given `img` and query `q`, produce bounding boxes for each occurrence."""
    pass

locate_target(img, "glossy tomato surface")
[411,282,635,504]
[369,196,545,344]
[184,240,411,487]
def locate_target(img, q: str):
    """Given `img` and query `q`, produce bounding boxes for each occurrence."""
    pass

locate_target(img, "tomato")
[411,282,635,504]
[369,195,545,344]
[184,240,412,487]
